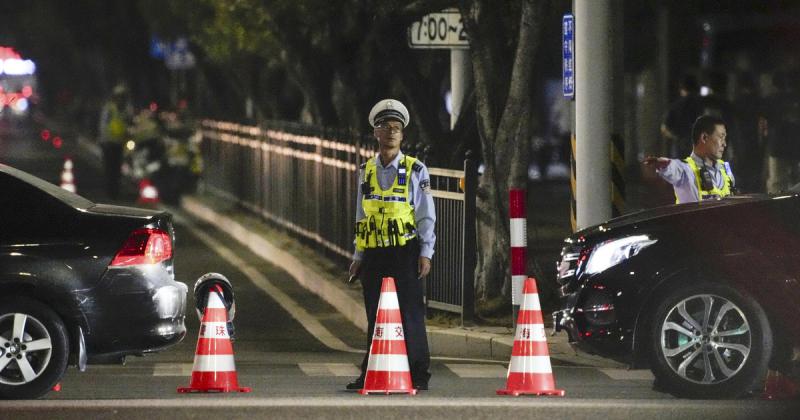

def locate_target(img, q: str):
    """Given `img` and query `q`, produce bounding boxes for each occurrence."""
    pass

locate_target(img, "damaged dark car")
[0,164,187,399]
[553,193,800,399]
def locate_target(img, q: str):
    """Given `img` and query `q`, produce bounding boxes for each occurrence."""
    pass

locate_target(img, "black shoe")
[413,381,429,391]
[345,376,365,390]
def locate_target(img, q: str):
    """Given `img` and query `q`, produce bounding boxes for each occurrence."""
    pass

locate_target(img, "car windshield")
[0,164,94,210]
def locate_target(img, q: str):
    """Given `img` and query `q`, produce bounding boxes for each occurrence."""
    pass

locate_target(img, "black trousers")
[359,239,431,383]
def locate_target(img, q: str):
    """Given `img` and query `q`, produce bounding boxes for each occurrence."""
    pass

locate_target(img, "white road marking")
[152,363,193,377]
[599,368,655,381]
[445,363,507,378]
[174,213,360,354]
[298,363,361,377]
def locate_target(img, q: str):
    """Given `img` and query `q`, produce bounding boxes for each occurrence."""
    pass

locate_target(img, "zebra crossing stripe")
[151,362,649,381]
[445,364,506,378]
[298,363,361,377]
[153,363,194,377]
[599,368,654,381]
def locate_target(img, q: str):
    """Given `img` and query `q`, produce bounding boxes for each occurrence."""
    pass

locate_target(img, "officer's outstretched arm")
[642,156,670,170]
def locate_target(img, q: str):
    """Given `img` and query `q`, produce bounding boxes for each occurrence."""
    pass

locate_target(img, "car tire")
[648,282,772,399]
[0,297,69,399]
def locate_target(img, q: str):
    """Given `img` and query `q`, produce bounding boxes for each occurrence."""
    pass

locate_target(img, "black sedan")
[0,164,187,399]
[553,194,800,399]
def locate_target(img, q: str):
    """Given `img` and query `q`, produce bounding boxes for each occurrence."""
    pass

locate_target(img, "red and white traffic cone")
[178,285,250,393]
[497,277,565,397]
[359,277,417,395]
[137,178,159,205]
[60,157,76,193]
[762,369,799,400]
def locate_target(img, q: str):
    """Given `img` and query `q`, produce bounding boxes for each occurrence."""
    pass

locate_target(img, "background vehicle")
[0,164,187,399]
[0,46,37,119]
[553,194,800,398]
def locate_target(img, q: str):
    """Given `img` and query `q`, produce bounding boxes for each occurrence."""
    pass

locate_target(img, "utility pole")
[574,0,623,229]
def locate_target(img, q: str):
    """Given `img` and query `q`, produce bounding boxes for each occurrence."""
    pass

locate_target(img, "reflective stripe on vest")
[355,156,417,250]
[676,157,732,203]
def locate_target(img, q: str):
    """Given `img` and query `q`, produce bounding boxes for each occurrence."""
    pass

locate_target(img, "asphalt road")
[0,115,797,419]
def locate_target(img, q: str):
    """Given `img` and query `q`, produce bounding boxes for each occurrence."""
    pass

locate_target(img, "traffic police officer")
[644,115,735,203]
[346,99,436,391]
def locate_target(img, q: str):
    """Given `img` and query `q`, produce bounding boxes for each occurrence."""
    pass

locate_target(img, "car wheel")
[648,283,772,399]
[0,297,69,399]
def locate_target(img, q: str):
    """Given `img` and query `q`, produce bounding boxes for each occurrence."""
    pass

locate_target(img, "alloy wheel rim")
[0,313,53,385]
[660,293,751,385]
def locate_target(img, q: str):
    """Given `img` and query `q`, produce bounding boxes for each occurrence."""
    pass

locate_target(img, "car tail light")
[110,228,172,266]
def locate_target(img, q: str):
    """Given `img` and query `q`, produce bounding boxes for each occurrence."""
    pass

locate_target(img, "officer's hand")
[642,156,670,170]
[417,257,431,279]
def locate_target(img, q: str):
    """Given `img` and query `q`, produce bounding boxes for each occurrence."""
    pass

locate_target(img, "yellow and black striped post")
[570,134,577,232]
[610,134,625,218]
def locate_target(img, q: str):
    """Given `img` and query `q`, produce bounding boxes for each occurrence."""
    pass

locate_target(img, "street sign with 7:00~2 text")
[408,9,469,49]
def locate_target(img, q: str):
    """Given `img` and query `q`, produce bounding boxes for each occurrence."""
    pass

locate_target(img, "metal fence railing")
[199,119,477,323]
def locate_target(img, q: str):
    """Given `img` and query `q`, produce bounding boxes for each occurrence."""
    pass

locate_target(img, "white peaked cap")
[368,99,410,128]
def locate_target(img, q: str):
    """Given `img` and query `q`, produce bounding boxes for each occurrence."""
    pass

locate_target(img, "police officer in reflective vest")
[644,115,735,203]
[346,99,436,391]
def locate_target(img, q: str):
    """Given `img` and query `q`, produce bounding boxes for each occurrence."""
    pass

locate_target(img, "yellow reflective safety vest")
[677,157,733,203]
[107,103,127,142]
[355,156,418,250]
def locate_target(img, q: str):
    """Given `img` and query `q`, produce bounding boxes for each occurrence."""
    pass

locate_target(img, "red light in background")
[53,136,63,148]
[22,86,32,98]
[41,129,51,141]
[149,101,158,112]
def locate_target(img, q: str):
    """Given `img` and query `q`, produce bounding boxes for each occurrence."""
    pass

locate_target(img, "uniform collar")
[690,152,720,169]
[375,151,404,170]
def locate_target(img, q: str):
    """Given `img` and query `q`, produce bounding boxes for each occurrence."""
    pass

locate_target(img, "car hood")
[85,203,165,219]
[574,194,772,239]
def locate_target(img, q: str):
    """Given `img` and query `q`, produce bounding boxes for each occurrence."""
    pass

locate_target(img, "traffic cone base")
[498,277,564,397]
[178,285,250,393]
[358,277,416,396]
[761,370,799,400]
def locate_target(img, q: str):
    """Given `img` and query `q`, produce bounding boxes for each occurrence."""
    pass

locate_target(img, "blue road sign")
[562,14,575,99]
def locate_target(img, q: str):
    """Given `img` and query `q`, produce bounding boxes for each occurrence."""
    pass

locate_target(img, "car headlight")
[584,235,657,275]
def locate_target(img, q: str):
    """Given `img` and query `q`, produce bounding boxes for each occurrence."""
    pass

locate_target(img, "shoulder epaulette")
[412,161,423,173]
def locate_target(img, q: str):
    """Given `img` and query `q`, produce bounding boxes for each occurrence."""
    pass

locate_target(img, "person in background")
[644,115,735,204]
[98,84,133,200]
[661,74,703,158]
[764,70,800,194]
[732,72,767,192]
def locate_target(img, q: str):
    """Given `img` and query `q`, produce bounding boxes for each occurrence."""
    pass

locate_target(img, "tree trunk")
[461,0,545,312]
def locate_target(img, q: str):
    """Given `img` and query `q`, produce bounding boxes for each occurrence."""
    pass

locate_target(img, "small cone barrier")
[762,370,799,400]
[497,277,565,397]
[359,277,417,395]
[178,285,250,393]
[137,178,159,204]
[60,158,76,193]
